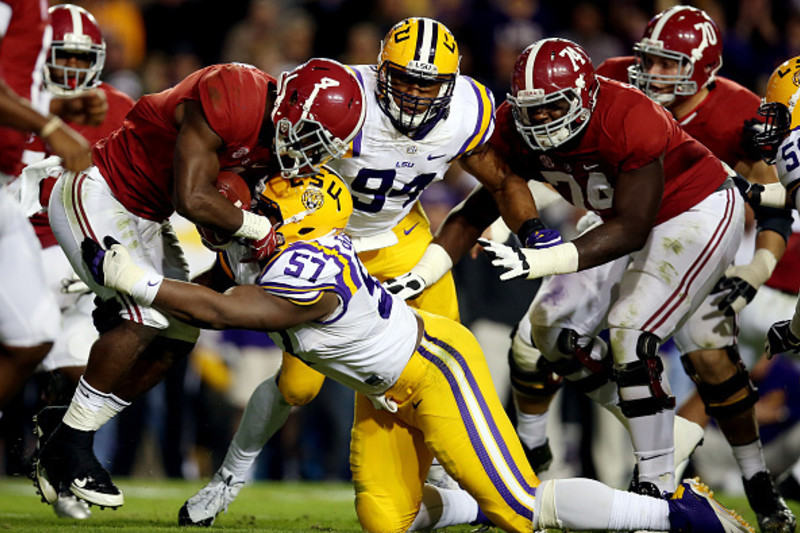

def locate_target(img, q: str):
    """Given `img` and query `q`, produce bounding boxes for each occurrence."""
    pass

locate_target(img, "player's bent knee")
[681,347,758,418]
[277,375,322,406]
[355,493,411,533]
[1,341,52,368]
[509,326,562,398]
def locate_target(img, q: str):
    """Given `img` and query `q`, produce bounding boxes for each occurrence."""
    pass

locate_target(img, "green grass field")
[0,475,795,532]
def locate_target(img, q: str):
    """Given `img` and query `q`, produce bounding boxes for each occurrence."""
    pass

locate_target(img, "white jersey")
[251,232,419,396]
[777,128,800,198]
[329,65,495,239]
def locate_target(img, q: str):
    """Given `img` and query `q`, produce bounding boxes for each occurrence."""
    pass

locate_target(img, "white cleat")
[53,492,91,519]
[178,466,245,527]
[426,459,460,491]
[673,416,705,482]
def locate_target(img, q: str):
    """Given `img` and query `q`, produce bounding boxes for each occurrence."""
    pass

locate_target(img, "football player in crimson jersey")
[0,0,109,415]
[80,170,754,533]
[32,58,366,510]
[10,4,135,520]
[595,8,796,531]
[402,38,746,499]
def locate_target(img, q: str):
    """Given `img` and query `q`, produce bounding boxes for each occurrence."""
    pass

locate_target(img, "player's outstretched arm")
[81,236,335,331]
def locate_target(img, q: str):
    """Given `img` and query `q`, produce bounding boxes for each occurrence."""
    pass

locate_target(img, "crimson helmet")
[272,58,366,178]
[628,6,722,106]
[44,4,106,96]
[507,38,597,151]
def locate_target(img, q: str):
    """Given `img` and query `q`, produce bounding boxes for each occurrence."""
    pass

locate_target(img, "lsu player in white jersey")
[175,17,550,526]
[748,56,800,357]
[82,168,753,533]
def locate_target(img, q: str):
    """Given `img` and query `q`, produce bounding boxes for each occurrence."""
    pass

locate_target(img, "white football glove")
[711,249,777,316]
[478,238,579,281]
[81,236,163,305]
[383,272,426,300]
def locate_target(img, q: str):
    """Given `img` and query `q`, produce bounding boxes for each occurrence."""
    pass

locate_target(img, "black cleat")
[743,471,797,533]
[30,406,69,504]
[524,438,553,473]
[38,423,124,509]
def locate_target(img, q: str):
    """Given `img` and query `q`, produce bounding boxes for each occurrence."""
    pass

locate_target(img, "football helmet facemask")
[256,166,353,249]
[507,38,597,151]
[376,17,460,138]
[45,4,106,96]
[272,58,366,178]
[754,56,800,164]
[628,6,722,107]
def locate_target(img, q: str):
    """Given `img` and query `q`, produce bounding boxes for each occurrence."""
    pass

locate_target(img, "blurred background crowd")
[3,0,800,496]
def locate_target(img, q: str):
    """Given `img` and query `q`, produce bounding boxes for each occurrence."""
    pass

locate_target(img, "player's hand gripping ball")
[197,171,252,251]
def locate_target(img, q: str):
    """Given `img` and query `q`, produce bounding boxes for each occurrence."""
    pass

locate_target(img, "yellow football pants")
[278,203,460,406]
[352,310,539,533]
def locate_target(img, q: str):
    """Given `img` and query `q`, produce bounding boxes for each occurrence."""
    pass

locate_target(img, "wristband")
[39,116,64,139]
[129,272,164,306]
[410,244,453,286]
[233,210,272,240]
[760,182,788,208]
[516,217,546,244]
[521,242,579,279]
[745,248,778,287]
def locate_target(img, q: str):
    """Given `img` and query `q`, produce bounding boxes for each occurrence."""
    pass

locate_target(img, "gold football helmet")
[754,56,800,163]
[377,17,460,138]
[257,166,352,247]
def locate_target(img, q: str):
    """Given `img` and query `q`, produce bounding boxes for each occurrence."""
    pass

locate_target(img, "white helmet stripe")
[650,6,681,41]
[524,41,546,91]
[69,5,83,37]
[419,18,433,63]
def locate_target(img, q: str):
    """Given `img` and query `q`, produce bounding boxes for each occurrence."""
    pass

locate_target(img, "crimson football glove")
[243,227,279,263]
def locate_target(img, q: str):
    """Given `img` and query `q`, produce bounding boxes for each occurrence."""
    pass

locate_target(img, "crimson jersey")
[597,57,760,167]
[491,78,726,225]
[766,232,800,295]
[0,0,50,177]
[29,82,135,248]
[93,64,275,221]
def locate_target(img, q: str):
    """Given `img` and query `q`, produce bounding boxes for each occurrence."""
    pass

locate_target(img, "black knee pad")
[551,329,612,393]
[681,346,758,418]
[615,332,675,418]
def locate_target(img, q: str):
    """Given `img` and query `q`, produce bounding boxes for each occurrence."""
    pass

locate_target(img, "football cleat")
[425,459,460,491]
[524,439,553,473]
[668,478,754,533]
[178,466,245,527]
[31,406,69,504]
[37,422,123,508]
[53,491,92,519]
[743,472,797,533]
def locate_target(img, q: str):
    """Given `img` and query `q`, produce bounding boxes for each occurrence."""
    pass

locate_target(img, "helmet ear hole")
[298,227,314,236]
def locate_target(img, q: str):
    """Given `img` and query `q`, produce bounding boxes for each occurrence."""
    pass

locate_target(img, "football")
[215,170,251,211]
[197,171,252,250]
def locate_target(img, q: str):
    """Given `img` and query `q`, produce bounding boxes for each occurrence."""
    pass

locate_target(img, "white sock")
[223,375,290,479]
[63,376,108,431]
[733,440,767,480]
[516,409,549,449]
[94,394,131,429]
[534,478,670,531]
[628,410,675,493]
[409,485,479,530]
